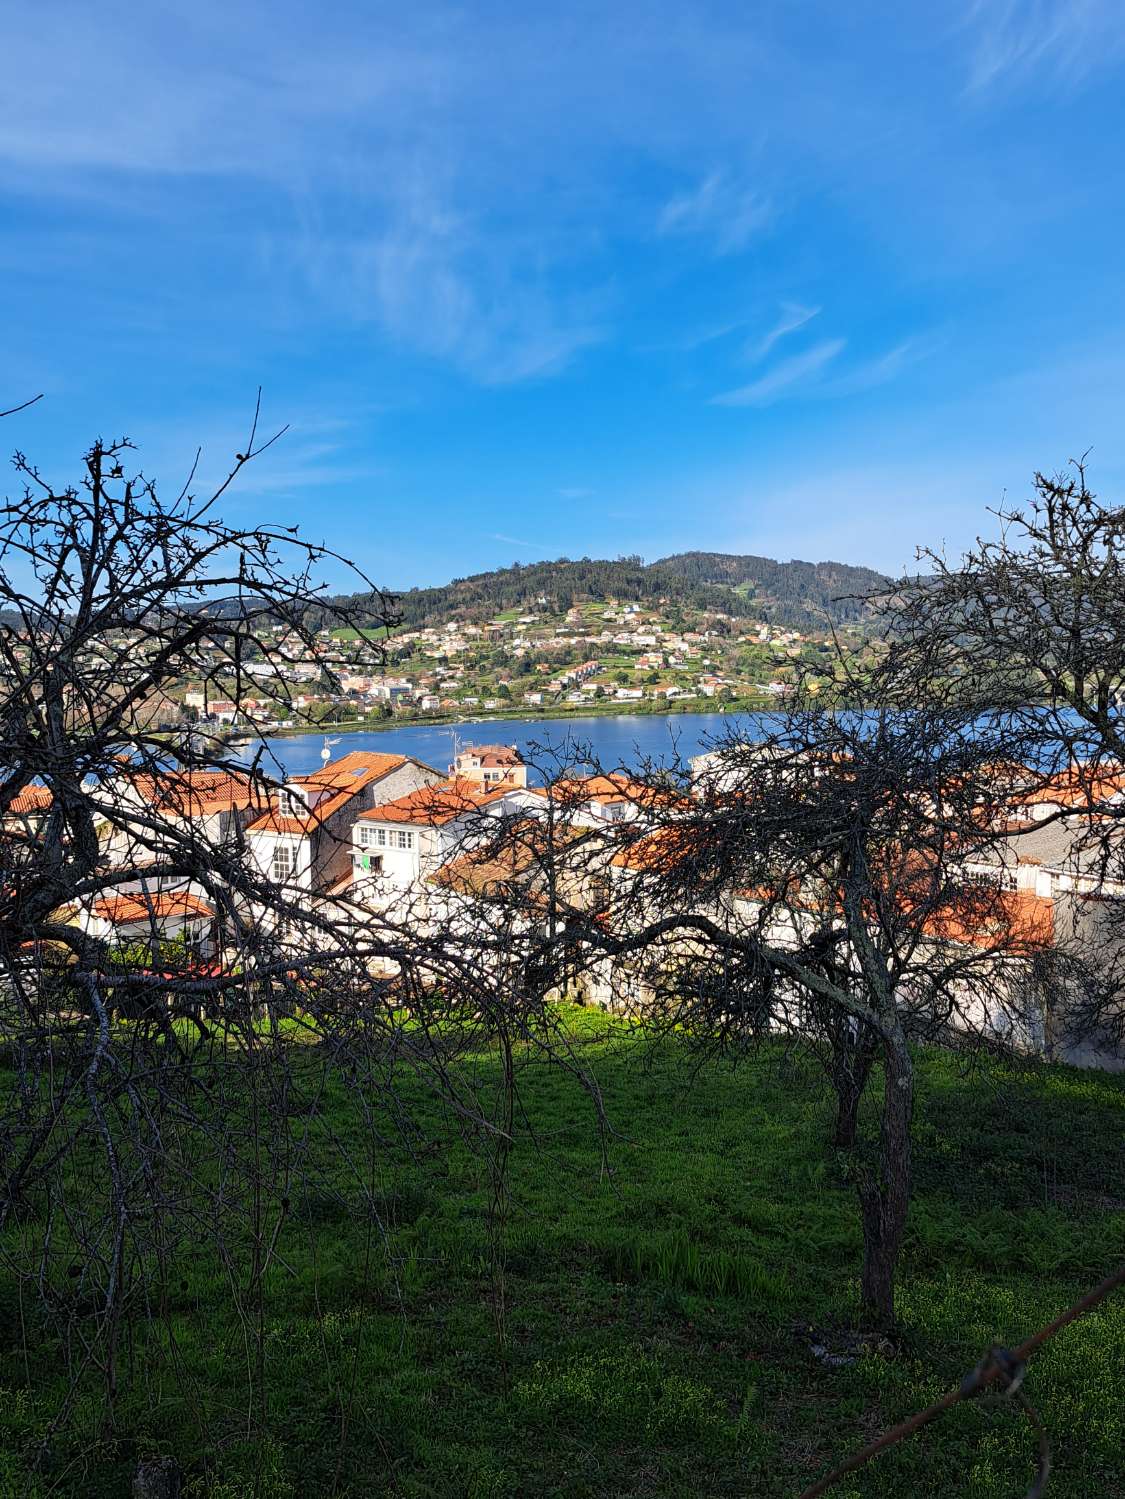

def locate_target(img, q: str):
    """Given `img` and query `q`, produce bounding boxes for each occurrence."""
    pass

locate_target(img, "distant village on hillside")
[147,592,857,735]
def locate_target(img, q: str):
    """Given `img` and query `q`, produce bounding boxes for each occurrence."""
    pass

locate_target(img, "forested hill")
[654,552,890,625]
[320,552,891,634]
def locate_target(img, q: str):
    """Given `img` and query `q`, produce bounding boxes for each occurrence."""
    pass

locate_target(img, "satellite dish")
[321,735,340,765]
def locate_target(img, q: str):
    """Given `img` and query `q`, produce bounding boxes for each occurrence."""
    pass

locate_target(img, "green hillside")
[4,1012,1122,1497]
[319,551,893,635]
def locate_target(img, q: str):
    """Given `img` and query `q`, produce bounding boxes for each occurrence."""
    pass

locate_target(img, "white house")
[97,765,270,875]
[79,889,218,960]
[549,773,673,828]
[244,749,443,903]
[451,743,528,789]
[350,778,545,910]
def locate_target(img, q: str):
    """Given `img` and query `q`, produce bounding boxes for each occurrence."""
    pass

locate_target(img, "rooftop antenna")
[321,734,340,766]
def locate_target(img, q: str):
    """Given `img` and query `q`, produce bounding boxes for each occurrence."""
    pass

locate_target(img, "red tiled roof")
[1019,763,1125,811]
[359,778,510,828]
[458,743,524,766]
[5,785,52,816]
[553,773,673,809]
[245,813,317,835]
[295,750,410,786]
[91,891,215,924]
[610,824,700,872]
[118,767,267,818]
[923,888,1054,950]
[245,751,414,835]
[431,819,578,899]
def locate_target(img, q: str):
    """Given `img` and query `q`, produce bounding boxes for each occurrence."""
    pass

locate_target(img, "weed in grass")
[605,1229,792,1308]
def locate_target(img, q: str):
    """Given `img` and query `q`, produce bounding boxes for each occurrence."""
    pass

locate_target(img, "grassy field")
[329,626,393,643]
[1,1012,1123,1497]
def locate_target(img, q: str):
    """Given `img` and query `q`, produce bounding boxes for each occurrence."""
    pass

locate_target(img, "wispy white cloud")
[0,3,612,388]
[492,532,554,552]
[820,336,942,397]
[713,333,937,408]
[369,221,605,383]
[658,171,772,254]
[634,319,748,356]
[131,409,388,512]
[286,183,608,386]
[3,0,1119,474]
[0,2,456,176]
[711,338,846,406]
[961,0,1125,91]
[369,230,605,384]
[745,302,821,362]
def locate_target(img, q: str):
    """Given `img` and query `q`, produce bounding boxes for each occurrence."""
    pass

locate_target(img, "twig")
[797,1260,1125,1499]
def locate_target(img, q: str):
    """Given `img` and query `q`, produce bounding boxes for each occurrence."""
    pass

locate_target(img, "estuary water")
[237,712,765,781]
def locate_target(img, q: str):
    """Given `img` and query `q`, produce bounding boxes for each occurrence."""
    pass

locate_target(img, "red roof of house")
[245,750,414,835]
[458,744,524,767]
[610,824,701,872]
[1018,763,1125,811]
[922,888,1055,950]
[5,785,53,816]
[359,778,511,828]
[431,819,579,900]
[118,767,267,819]
[91,891,215,925]
[552,773,682,813]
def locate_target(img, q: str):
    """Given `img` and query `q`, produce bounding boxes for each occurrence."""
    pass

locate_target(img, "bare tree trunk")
[857,1036,913,1330]
[830,1024,878,1149]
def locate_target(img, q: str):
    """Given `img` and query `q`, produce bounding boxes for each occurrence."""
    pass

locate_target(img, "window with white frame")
[357,825,372,847]
[375,827,387,846]
[395,829,413,849]
[271,842,297,881]
[963,867,1017,891]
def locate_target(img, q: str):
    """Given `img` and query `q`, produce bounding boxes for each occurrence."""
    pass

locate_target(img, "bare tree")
[0,414,597,1475]
[885,460,1125,755]
[882,459,1125,1056]
[466,671,1120,1330]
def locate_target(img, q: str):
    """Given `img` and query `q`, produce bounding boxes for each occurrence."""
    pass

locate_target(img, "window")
[376,827,387,846]
[964,868,1016,891]
[271,843,296,881]
[357,825,371,847]
[395,829,413,849]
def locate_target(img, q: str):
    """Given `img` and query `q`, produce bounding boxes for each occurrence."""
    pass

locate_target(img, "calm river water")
[238,712,767,781]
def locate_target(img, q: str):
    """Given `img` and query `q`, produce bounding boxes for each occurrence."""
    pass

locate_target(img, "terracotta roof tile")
[92,891,215,924]
[359,778,509,828]
[245,750,415,836]
[553,774,677,809]
[5,785,52,816]
[118,767,267,818]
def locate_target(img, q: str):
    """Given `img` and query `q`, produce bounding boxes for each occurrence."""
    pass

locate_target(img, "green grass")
[329,625,392,642]
[1,1014,1123,1497]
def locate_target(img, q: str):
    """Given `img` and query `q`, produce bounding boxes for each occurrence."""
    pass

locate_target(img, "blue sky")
[3,0,1125,589]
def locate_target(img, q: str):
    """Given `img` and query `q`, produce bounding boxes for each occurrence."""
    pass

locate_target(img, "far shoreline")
[250,694,777,740]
